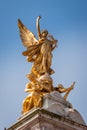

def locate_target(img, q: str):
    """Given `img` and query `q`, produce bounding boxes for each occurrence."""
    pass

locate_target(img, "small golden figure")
[55,81,76,100]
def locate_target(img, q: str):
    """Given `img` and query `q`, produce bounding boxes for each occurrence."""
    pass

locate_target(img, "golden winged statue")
[18,16,58,114]
[18,16,75,114]
[18,16,57,76]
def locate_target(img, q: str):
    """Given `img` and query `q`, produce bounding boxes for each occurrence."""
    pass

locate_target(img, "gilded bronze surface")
[18,16,74,114]
[55,81,76,100]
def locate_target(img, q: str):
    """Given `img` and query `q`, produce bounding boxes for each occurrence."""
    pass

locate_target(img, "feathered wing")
[18,19,38,47]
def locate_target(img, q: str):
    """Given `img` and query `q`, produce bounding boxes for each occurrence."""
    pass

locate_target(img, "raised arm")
[36,16,41,39]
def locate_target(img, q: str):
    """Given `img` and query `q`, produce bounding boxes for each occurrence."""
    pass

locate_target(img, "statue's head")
[41,30,48,37]
[57,84,64,89]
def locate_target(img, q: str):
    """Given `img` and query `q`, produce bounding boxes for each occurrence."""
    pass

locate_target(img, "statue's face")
[41,30,48,38]
[57,84,64,89]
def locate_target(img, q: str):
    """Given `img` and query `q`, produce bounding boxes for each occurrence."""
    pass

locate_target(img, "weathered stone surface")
[7,108,87,130]
[43,91,86,125]
[7,91,87,130]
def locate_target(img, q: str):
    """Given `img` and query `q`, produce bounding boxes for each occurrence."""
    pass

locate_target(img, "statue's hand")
[37,16,41,21]
[70,81,76,90]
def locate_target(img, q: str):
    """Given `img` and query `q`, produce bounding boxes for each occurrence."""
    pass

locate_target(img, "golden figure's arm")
[63,82,75,100]
[47,34,58,50]
[36,16,42,39]
[57,82,75,100]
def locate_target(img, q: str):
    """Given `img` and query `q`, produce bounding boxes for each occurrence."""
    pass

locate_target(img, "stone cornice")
[7,108,87,130]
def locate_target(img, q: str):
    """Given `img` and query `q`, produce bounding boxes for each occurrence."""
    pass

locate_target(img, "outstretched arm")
[62,82,75,100]
[36,16,41,39]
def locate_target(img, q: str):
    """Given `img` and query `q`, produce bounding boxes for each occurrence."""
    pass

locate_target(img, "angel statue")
[18,16,58,114]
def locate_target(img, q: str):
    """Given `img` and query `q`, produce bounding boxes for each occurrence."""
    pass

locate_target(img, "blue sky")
[0,0,87,129]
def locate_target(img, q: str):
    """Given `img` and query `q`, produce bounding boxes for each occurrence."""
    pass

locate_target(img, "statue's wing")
[18,19,38,47]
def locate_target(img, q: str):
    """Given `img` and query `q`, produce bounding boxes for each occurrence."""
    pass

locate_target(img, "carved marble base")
[7,91,87,130]
[42,91,86,125]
